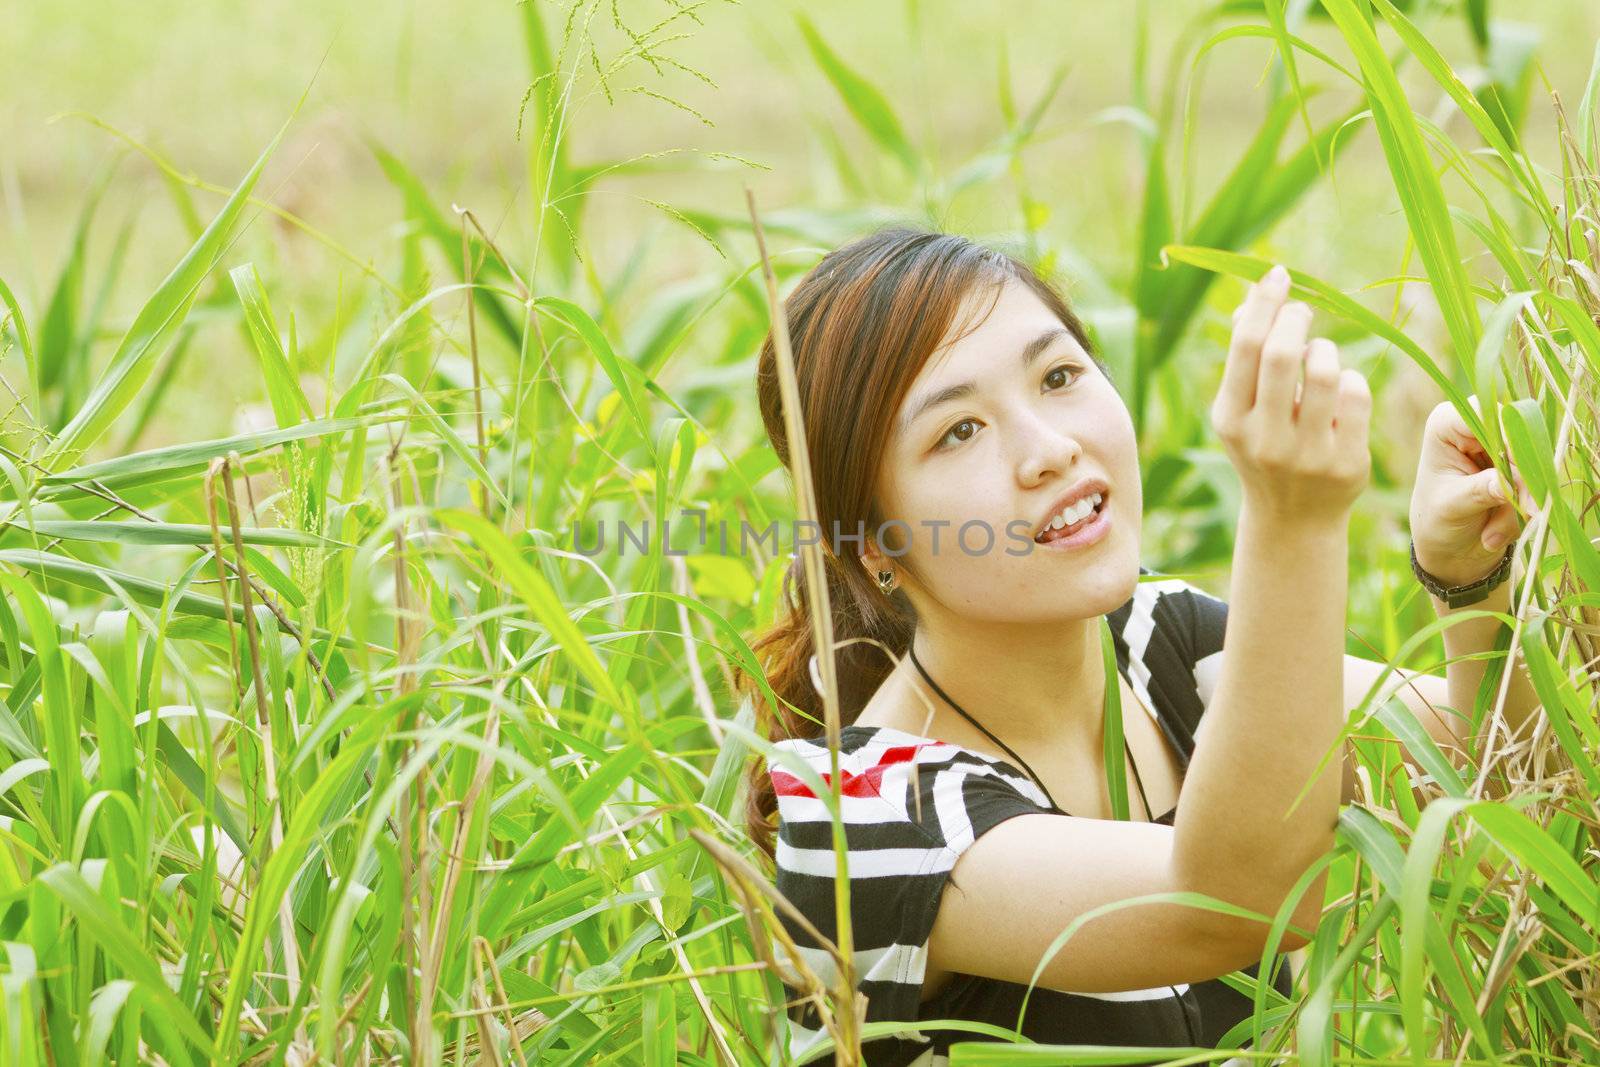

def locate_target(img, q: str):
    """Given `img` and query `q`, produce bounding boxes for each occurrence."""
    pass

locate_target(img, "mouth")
[1034,482,1110,544]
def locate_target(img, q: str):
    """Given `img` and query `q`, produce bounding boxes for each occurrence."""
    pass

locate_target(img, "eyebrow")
[897,327,1074,437]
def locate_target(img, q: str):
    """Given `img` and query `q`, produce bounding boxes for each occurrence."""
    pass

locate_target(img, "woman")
[733,227,1527,1066]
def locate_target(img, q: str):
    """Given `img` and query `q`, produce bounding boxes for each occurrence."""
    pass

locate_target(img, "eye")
[935,418,979,450]
[931,363,1086,453]
[1044,362,1085,390]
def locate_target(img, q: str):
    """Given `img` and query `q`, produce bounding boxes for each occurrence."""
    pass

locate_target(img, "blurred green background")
[5,0,1597,456]
[2,2,1599,1062]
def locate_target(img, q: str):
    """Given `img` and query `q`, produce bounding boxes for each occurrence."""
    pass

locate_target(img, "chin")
[1049,553,1142,611]
[1083,547,1144,605]
[1092,563,1141,610]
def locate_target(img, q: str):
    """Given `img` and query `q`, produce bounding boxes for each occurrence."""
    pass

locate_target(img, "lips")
[1033,477,1111,540]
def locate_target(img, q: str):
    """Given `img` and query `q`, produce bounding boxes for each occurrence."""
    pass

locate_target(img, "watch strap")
[1409,538,1514,608]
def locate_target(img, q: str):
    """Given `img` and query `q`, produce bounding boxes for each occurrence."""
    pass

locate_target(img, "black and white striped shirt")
[765,567,1293,1065]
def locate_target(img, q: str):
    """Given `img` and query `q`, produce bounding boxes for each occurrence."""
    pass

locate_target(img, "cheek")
[912,466,1007,528]
[1090,402,1139,467]
[885,481,1008,569]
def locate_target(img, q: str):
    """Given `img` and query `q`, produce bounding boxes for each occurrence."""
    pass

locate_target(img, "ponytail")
[736,549,916,864]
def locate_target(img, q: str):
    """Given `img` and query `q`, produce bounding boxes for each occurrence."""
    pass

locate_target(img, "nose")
[1014,409,1083,486]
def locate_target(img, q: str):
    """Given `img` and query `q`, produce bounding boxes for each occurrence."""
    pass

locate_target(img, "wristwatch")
[1409,537,1515,608]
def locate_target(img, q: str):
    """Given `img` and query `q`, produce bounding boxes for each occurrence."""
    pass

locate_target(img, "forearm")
[1429,561,1545,775]
[1174,500,1348,933]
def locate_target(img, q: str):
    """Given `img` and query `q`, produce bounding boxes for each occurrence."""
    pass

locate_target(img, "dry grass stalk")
[743,183,864,1065]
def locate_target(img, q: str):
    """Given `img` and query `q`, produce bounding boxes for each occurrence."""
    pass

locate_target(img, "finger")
[1481,464,1531,516]
[1332,368,1372,449]
[1219,265,1290,417]
[1437,468,1512,523]
[1256,301,1312,429]
[1295,337,1340,431]
[1482,508,1520,552]
[1427,397,1495,462]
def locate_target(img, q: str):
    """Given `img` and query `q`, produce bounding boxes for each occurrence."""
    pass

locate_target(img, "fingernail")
[1267,264,1289,291]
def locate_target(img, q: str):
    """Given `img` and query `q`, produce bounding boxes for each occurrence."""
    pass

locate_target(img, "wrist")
[1239,495,1350,541]
[1411,538,1514,608]
[1412,544,1508,589]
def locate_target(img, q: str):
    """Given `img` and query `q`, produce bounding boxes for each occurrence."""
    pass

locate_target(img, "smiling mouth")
[1034,491,1108,543]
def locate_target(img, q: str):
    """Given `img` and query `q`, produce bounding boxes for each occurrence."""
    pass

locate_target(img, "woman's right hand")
[1210,263,1372,527]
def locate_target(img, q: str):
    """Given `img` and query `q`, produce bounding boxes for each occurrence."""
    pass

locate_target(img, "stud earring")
[876,568,896,594]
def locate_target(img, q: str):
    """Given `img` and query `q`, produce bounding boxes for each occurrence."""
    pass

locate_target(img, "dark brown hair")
[734,225,1107,863]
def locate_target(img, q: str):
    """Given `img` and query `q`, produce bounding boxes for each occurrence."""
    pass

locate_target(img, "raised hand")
[1409,395,1532,588]
[1210,264,1372,527]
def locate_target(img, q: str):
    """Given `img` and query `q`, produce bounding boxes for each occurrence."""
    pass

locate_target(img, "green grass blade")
[1471,290,1534,453]
[1099,618,1129,821]
[1160,247,1485,444]
[0,276,37,406]
[1580,39,1600,167]
[1518,614,1600,794]
[1371,695,1467,799]
[0,549,368,652]
[1470,803,1600,943]
[433,508,627,710]
[44,125,290,472]
[39,411,406,497]
[1501,398,1600,593]
[37,864,210,1061]
[1320,0,1482,372]
[375,373,510,509]
[535,296,655,460]
[1,520,340,549]
[229,264,314,427]
[795,13,922,179]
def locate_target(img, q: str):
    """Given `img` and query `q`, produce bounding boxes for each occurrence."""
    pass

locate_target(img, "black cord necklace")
[906,640,1155,822]
[905,638,1199,1046]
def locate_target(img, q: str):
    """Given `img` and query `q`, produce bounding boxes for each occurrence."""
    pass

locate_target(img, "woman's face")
[869,276,1143,622]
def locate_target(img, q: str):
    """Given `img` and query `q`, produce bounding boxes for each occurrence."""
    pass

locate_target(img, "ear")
[858,537,888,579]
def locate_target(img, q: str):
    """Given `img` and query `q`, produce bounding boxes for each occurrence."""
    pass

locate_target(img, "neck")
[905,611,1108,748]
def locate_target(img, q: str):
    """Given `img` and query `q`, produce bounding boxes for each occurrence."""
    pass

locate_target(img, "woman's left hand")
[1409,397,1532,589]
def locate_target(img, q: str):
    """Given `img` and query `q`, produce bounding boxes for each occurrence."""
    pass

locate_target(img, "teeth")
[1041,492,1103,537]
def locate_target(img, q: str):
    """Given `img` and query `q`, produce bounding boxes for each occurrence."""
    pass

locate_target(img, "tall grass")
[0,1,1594,1065]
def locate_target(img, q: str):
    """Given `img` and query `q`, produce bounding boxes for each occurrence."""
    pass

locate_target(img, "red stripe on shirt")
[770,744,922,799]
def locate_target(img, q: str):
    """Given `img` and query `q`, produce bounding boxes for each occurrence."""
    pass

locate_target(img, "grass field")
[0,0,1597,1063]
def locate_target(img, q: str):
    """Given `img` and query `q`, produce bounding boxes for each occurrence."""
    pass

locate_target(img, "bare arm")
[1429,568,1549,783]
[1341,567,1546,804]
[929,815,1308,995]
[1170,508,1348,947]
[927,265,1369,995]
[1168,262,1367,954]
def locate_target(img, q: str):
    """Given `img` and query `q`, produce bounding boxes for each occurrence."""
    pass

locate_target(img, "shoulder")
[1107,565,1231,751]
[767,727,1051,859]
[765,727,1049,1055]
[1153,572,1229,705]
[1107,565,1228,659]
